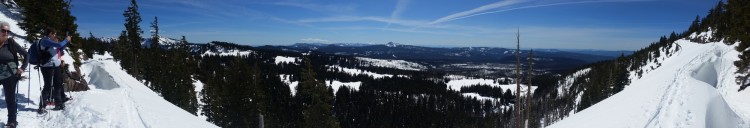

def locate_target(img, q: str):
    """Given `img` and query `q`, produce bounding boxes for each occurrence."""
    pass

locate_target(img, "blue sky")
[70,0,719,50]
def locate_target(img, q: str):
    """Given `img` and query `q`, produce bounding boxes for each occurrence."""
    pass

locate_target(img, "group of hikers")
[0,21,73,127]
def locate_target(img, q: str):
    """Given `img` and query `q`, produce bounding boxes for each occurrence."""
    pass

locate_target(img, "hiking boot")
[62,97,70,103]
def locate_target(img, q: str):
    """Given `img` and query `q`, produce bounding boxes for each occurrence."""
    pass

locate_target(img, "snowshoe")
[36,108,47,114]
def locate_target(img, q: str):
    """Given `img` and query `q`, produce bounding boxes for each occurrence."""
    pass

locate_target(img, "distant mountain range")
[256,42,631,71]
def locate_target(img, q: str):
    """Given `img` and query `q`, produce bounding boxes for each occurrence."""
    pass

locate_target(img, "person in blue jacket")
[0,21,28,127]
[37,27,71,114]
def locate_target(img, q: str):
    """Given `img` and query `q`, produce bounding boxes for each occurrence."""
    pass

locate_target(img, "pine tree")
[688,15,701,34]
[172,36,198,114]
[17,0,84,72]
[144,16,160,90]
[725,0,750,91]
[526,49,533,127]
[123,0,143,79]
[17,0,77,40]
[150,16,160,49]
[83,32,95,59]
[298,57,340,128]
[114,31,128,62]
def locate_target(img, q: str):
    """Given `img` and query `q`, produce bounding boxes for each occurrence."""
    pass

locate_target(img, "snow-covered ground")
[279,74,361,95]
[201,49,253,57]
[279,74,299,96]
[461,93,501,102]
[549,34,750,127]
[445,76,536,102]
[326,65,394,79]
[192,78,207,121]
[0,53,218,127]
[355,57,427,71]
[325,80,361,94]
[446,77,536,95]
[0,6,216,127]
[274,56,299,65]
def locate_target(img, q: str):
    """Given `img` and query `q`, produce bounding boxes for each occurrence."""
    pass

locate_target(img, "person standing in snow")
[0,21,28,127]
[37,27,70,113]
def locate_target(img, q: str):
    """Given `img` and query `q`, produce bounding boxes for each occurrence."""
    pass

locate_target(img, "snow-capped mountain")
[289,42,374,49]
[141,37,181,48]
[192,41,255,57]
[549,31,750,127]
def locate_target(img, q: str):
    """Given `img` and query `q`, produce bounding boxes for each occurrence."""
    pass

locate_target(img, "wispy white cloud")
[448,0,653,23]
[325,26,472,36]
[298,16,502,35]
[139,0,252,20]
[300,38,331,43]
[430,0,651,25]
[269,16,317,28]
[271,1,357,14]
[430,0,527,25]
[298,16,421,26]
[385,0,412,28]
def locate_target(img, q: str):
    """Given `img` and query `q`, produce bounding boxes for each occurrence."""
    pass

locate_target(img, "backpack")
[29,40,51,65]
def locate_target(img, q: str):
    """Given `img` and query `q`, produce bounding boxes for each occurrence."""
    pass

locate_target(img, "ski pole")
[37,66,41,106]
[15,76,18,112]
[27,64,30,106]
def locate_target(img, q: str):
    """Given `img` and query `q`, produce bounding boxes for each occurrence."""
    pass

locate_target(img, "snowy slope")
[549,33,750,127]
[0,53,219,127]
[0,6,217,127]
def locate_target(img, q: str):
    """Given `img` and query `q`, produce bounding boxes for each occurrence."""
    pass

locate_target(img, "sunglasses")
[0,29,9,34]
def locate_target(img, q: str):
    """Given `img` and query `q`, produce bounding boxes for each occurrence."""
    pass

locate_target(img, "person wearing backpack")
[36,27,70,114]
[0,21,28,127]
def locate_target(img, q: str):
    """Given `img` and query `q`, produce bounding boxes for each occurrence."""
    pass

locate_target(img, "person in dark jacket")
[0,21,28,127]
[37,27,70,113]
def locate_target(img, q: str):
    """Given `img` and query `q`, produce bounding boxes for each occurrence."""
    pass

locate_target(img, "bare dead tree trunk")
[514,28,523,128]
